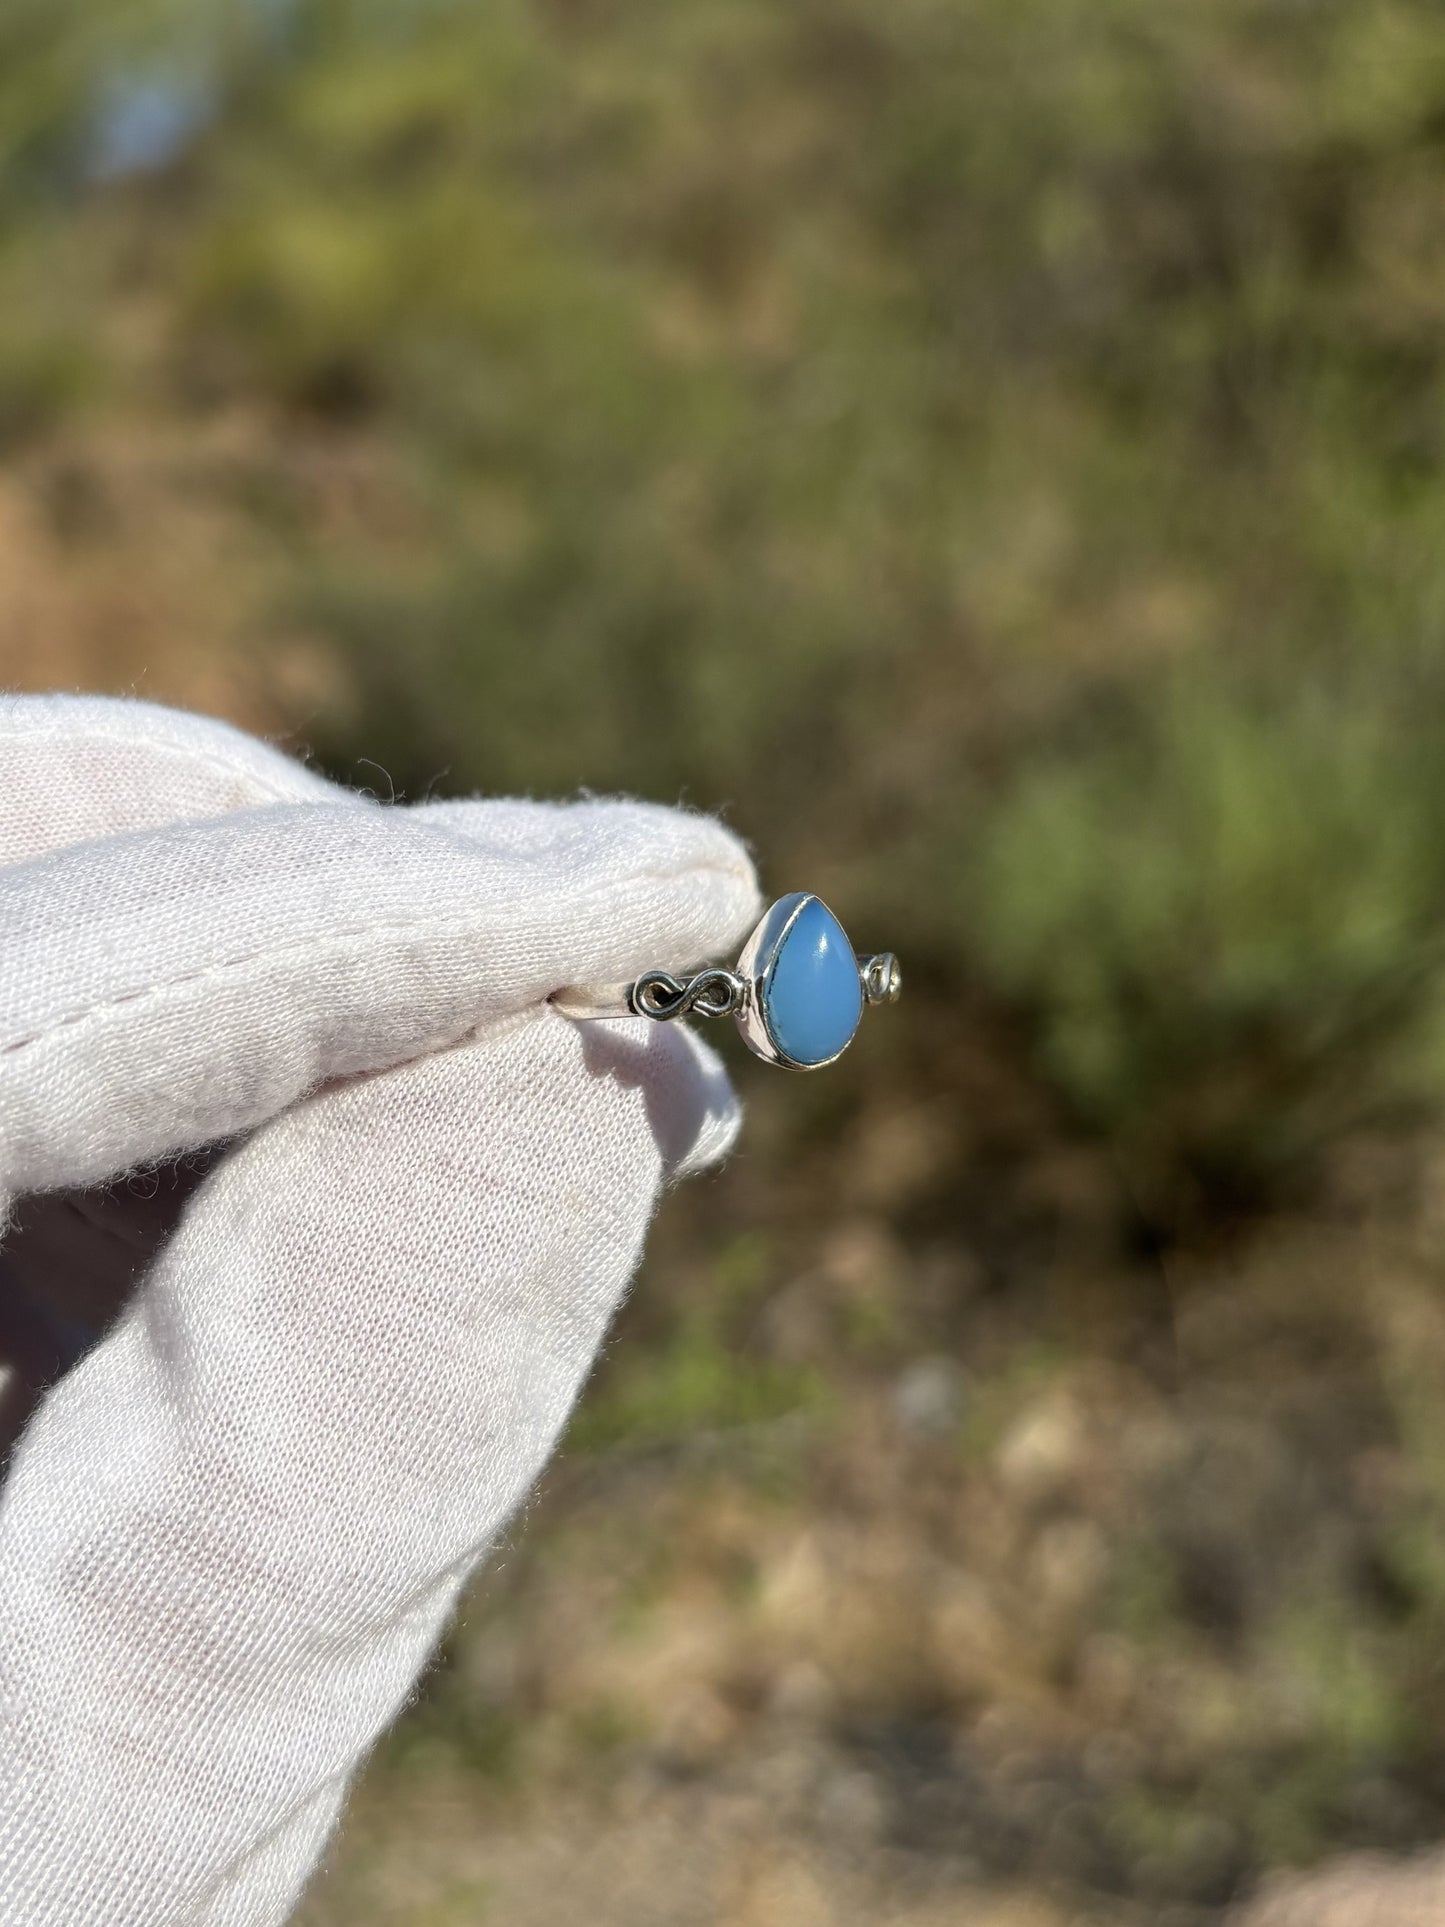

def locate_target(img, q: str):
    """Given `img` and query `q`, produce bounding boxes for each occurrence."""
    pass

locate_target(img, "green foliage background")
[12,1,1445,1913]
[11,0,1445,1217]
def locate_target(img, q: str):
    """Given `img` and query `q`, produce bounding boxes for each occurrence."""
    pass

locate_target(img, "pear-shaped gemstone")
[762,896,863,1067]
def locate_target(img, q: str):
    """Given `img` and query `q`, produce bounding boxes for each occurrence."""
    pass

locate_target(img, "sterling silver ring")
[551,892,901,1070]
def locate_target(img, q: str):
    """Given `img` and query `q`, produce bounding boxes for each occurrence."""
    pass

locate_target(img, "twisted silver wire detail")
[629,967,747,1021]
[860,952,902,1005]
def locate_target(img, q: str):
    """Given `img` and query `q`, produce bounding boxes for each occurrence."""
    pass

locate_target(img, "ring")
[550,893,901,1070]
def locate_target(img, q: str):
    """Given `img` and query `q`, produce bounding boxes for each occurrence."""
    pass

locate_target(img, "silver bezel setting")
[548,894,898,1070]
[733,891,860,1072]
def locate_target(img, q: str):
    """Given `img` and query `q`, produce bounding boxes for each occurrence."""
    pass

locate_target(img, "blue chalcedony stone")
[762,896,863,1066]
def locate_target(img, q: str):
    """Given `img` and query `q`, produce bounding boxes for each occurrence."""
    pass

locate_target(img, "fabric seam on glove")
[0,861,751,1059]
[0,724,330,810]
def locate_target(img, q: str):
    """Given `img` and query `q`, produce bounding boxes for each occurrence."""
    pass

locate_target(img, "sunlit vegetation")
[11,3,1445,1913]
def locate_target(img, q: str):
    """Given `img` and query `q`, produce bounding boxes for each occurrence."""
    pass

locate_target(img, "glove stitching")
[0,726,333,811]
[0,860,750,1059]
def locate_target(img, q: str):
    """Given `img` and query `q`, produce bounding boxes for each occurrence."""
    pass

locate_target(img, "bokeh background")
[8,1,1445,1921]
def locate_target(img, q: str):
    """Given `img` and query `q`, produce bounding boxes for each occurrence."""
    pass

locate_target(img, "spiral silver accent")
[628,966,748,1021]
[550,894,900,1066]
[860,953,902,1006]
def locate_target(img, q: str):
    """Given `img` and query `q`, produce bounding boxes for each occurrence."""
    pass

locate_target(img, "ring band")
[551,893,900,1070]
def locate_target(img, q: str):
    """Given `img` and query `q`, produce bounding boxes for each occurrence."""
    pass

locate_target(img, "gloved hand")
[0,694,760,1927]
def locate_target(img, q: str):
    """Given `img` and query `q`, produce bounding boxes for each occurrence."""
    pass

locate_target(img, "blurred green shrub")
[974,674,1445,1213]
[17,0,1445,1219]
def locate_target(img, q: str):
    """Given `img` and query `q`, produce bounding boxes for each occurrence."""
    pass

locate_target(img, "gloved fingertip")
[566,1016,743,1182]
[418,793,759,911]
[660,1025,745,1181]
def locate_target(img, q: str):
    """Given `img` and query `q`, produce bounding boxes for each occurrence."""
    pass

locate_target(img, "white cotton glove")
[0,694,761,1927]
